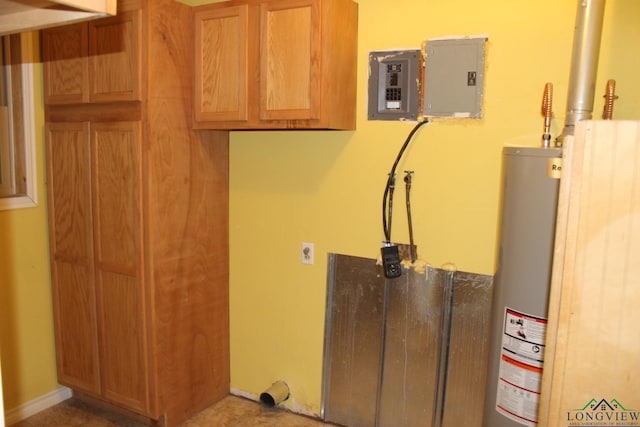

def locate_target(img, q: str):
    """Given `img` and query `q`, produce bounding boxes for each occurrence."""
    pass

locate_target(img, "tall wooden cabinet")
[538,121,640,425]
[193,0,358,130]
[43,1,230,425]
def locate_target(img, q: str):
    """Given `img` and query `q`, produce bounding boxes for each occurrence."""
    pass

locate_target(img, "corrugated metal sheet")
[322,254,384,427]
[322,253,493,427]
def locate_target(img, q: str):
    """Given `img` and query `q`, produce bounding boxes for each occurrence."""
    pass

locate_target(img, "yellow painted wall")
[0,36,59,412]
[1,0,639,420]
[205,0,640,415]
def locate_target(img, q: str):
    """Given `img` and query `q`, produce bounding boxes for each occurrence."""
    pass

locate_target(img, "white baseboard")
[230,387,259,402]
[5,386,71,426]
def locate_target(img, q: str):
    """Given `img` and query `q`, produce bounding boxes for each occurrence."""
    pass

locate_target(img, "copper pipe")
[541,82,553,147]
[602,79,618,120]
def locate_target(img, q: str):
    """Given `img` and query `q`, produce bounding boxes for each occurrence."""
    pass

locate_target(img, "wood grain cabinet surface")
[42,7,141,105]
[43,1,230,426]
[538,120,640,426]
[193,0,358,130]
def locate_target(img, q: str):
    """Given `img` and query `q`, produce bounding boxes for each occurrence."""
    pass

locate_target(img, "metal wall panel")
[322,253,493,427]
[322,254,385,427]
[378,267,444,427]
[442,272,494,427]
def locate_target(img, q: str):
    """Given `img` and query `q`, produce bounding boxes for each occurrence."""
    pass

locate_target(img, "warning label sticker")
[495,307,548,427]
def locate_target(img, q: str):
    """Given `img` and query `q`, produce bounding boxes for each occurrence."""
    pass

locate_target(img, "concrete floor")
[12,395,339,427]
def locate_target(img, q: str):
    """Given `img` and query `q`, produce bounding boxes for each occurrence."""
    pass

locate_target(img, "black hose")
[382,120,428,243]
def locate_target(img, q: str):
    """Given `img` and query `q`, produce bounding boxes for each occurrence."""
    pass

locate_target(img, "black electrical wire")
[386,173,396,242]
[382,119,428,243]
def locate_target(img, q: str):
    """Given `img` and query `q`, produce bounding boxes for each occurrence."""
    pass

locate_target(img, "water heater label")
[548,157,562,179]
[495,307,548,427]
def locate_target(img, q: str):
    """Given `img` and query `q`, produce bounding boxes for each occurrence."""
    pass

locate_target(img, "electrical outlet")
[301,242,314,265]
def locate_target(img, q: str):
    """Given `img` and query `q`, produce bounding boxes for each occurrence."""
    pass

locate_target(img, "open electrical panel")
[368,36,487,121]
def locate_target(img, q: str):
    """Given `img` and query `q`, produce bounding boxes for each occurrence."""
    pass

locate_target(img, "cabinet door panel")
[99,271,147,413]
[91,121,147,413]
[260,0,320,121]
[46,122,100,395]
[54,263,101,393]
[42,24,90,105]
[194,5,249,122]
[92,122,141,272]
[90,10,142,103]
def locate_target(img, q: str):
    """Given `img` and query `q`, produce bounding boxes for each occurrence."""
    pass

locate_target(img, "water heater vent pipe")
[559,0,607,143]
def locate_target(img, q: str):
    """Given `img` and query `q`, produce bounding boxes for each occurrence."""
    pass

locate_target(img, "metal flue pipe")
[559,0,607,143]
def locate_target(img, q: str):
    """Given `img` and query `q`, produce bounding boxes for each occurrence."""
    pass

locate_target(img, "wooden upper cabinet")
[42,23,90,104]
[194,0,358,130]
[43,10,141,105]
[194,5,249,123]
[259,0,320,122]
[90,10,141,103]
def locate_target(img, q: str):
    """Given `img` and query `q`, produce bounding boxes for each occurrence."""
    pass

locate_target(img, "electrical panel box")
[367,49,421,121]
[423,37,487,118]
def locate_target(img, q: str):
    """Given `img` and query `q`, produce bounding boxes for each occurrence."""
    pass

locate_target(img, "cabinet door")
[90,10,142,103]
[91,121,148,413]
[194,5,249,123]
[42,24,90,105]
[42,9,142,105]
[259,0,320,121]
[46,122,101,395]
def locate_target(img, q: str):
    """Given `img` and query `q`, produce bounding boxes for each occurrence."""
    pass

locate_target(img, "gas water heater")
[483,147,561,427]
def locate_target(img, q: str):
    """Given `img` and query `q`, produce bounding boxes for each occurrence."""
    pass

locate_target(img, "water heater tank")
[483,147,561,427]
